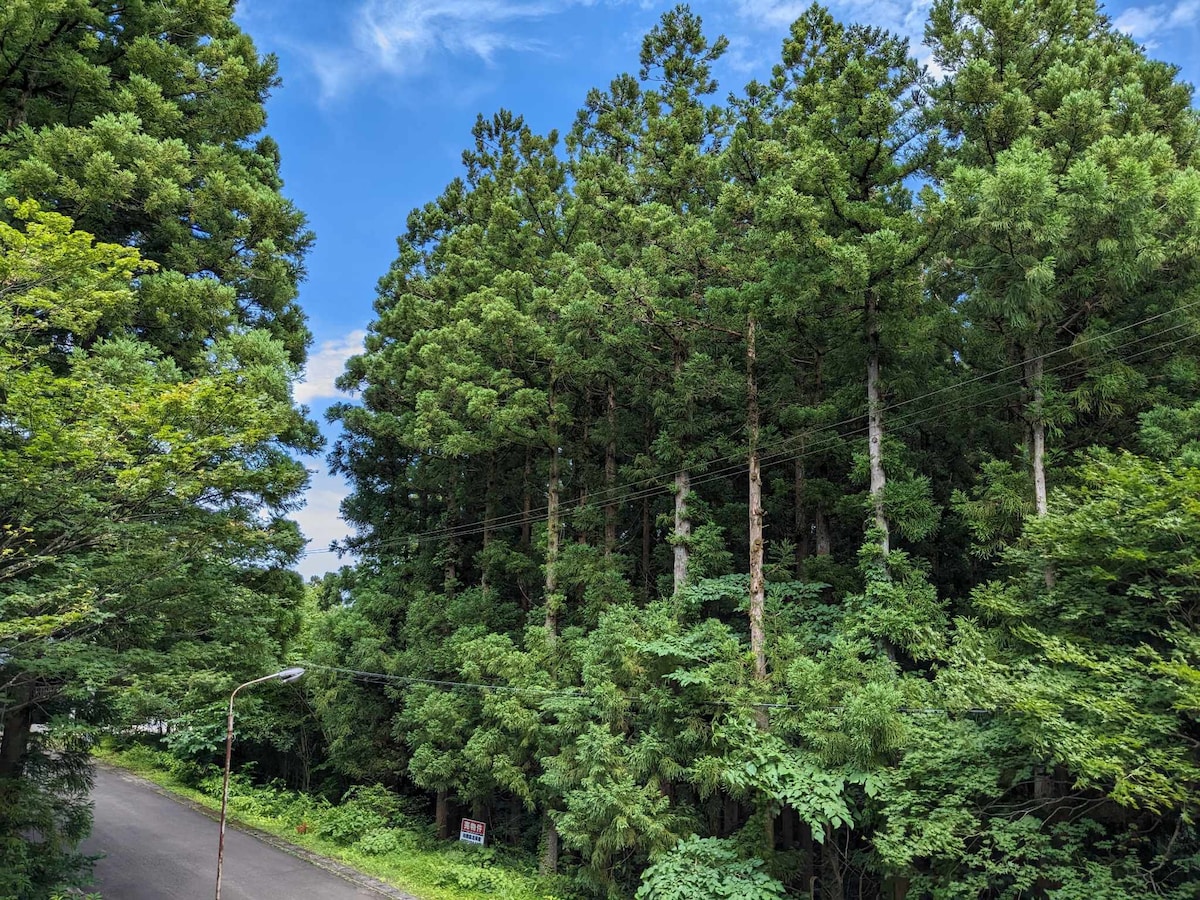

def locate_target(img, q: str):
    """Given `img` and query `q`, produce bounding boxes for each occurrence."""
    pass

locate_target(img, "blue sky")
[238,0,1200,578]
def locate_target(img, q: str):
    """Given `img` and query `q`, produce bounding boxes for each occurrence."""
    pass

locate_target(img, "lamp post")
[215,667,304,900]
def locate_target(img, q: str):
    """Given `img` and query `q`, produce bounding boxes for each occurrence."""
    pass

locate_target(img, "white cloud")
[294,469,357,579]
[1114,0,1200,43]
[735,0,931,44]
[305,0,576,99]
[295,329,366,404]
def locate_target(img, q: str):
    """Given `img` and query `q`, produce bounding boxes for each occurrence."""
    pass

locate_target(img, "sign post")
[459,818,486,846]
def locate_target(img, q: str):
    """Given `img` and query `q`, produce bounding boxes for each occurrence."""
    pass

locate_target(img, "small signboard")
[459,818,486,846]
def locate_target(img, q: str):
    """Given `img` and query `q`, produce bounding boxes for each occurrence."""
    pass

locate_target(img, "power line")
[297,661,993,716]
[310,326,1194,554]
[299,662,586,698]
[302,312,1200,556]
[317,296,1200,552]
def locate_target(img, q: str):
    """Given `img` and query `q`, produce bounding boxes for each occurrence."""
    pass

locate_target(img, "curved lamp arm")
[215,667,304,900]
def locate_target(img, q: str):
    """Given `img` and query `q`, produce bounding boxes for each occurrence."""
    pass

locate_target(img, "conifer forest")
[2,1,1200,898]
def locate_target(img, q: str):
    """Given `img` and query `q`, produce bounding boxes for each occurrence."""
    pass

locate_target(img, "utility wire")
[312,327,1194,553]
[5,328,1194,658]
[318,316,1198,551]
[5,326,1195,653]
[297,661,993,716]
[310,296,1200,554]
[302,313,1200,555]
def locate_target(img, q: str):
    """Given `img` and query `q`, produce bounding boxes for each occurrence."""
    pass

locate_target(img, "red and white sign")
[459,818,486,846]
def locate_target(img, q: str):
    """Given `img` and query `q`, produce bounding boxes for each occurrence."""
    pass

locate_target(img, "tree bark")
[1024,347,1055,588]
[435,789,450,839]
[748,317,767,683]
[517,448,531,549]
[823,826,846,900]
[540,818,559,874]
[642,498,652,600]
[722,794,740,836]
[578,416,590,545]
[815,508,832,557]
[0,682,33,783]
[672,340,691,594]
[801,821,815,898]
[444,468,459,595]
[673,470,691,595]
[1026,350,1049,519]
[482,454,495,592]
[866,291,890,556]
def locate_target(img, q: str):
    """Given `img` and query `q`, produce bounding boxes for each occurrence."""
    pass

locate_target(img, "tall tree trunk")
[672,341,691,594]
[435,789,450,839]
[444,467,458,595]
[823,826,846,900]
[578,415,590,545]
[866,291,890,555]
[1025,349,1049,518]
[722,794,740,837]
[801,821,815,898]
[673,471,691,594]
[747,317,767,683]
[1024,346,1055,588]
[605,382,618,558]
[0,683,33,782]
[642,495,652,600]
[300,729,312,793]
[521,448,533,548]
[540,819,559,874]
[815,508,832,557]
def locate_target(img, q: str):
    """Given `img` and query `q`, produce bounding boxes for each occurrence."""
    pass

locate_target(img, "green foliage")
[636,836,786,900]
[295,12,1200,900]
[314,2,1200,894]
[316,785,407,845]
[2,0,1193,898]
[0,2,316,892]
[951,458,1033,558]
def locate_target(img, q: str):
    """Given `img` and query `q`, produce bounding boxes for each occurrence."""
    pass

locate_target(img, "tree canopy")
[0,2,316,895]
[313,2,1200,898]
[3,1,1199,899]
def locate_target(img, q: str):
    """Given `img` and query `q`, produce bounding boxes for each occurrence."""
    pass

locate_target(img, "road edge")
[93,760,421,900]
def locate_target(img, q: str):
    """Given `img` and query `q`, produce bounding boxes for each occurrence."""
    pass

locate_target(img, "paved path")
[83,766,399,900]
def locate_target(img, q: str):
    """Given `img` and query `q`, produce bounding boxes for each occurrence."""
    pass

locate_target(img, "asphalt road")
[82,766,387,899]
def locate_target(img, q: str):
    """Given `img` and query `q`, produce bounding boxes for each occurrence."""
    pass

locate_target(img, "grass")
[93,742,569,900]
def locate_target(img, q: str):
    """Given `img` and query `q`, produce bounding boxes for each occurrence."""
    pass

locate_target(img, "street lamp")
[215,667,304,900]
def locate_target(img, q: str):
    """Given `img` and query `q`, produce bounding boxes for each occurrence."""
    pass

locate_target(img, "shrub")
[636,836,786,900]
[357,828,411,856]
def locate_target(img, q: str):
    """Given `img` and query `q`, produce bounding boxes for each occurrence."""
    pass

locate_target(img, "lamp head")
[276,667,305,684]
